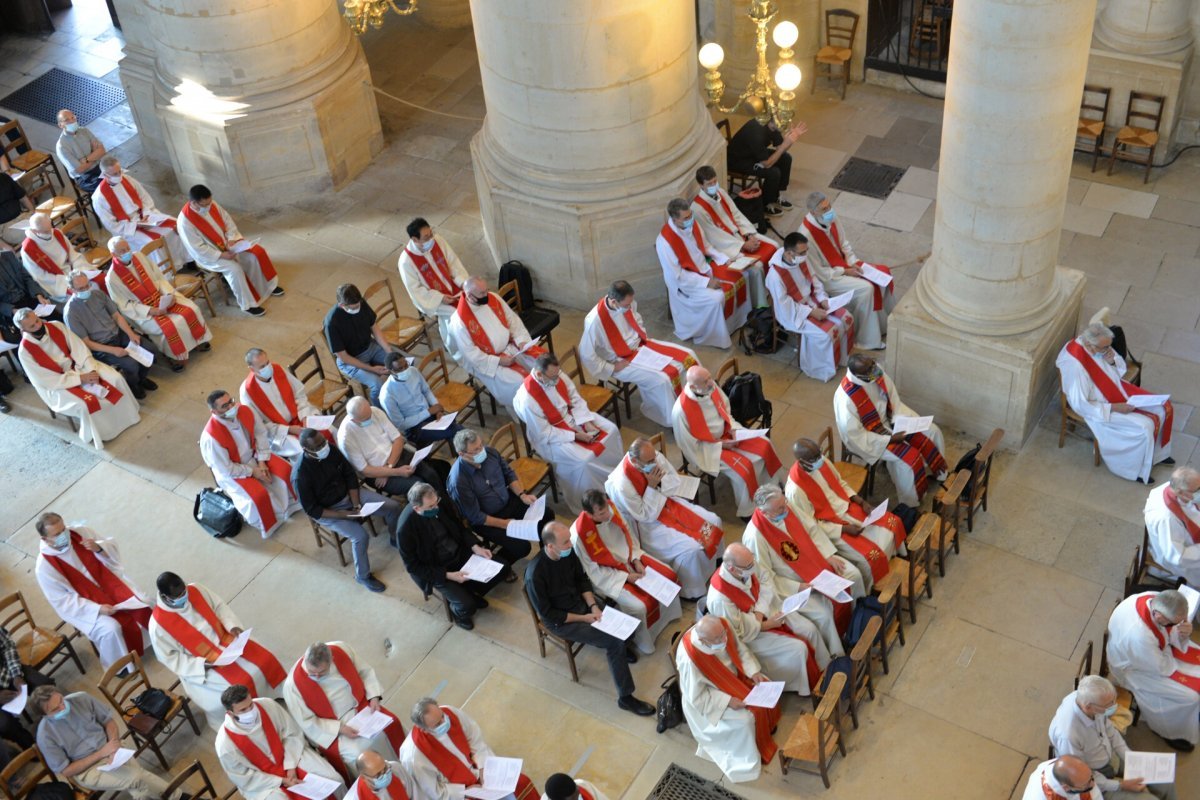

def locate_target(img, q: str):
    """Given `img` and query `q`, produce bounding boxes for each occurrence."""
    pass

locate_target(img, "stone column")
[1095,0,1193,56]
[112,0,382,208]
[886,0,1094,445]
[420,0,472,29]
[468,0,725,308]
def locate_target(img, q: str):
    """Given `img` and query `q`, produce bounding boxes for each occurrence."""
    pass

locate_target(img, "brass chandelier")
[344,0,418,34]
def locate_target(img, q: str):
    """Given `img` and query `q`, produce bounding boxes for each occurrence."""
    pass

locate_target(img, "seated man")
[527,522,655,716]
[92,156,188,266]
[107,236,212,368]
[293,429,396,593]
[397,217,466,351]
[692,165,772,306]
[707,543,829,698]
[379,350,463,447]
[399,698,537,800]
[16,308,140,449]
[150,571,286,730]
[337,396,450,497]
[283,642,405,781]
[672,365,783,519]
[32,687,178,800]
[354,751,421,800]
[606,436,721,600]
[215,684,344,800]
[1057,322,1174,483]
[55,109,106,192]
[34,512,151,671]
[201,389,299,537]
[20,212,83,301]
[242,346,324,460]
[3,239,58,321]
[0,171,35,247]
[833,354,947,507]
[542,773,609,800]
[1,626,53,751]
[726,114,804,215]
[675,615,778,784]
[766,233,854,382]
[65,269,167,399]
[578,280,697,427]
[326,284,392,405]
[801,191,894,350]
[397,482,510,631]
[513,352,623,509]
[571,489,682,656]
[1144,467,1200,586]
[1049,675,1178,800]
[178,184,282,316]
[1021,756,1102,800]
[655,198,749,349]
[447,276,543,418]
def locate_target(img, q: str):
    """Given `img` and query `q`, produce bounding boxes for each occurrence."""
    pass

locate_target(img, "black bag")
[193,488,242,538]
[499,259,560,344]
[656,675,685,733]
[739,307,788,355]
[30,783,74,800]
[732,187,767,233]
[891,503,919,534]
[818,655,853,701]
[1108,324,1142,386]
[721,371,773,429]
[499,259,535,310]
[132,688,173,719]
[951,443,982,497]
[847,596,884,649]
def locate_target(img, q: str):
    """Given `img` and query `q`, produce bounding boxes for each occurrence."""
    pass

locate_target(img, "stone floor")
[2,4,1199,800]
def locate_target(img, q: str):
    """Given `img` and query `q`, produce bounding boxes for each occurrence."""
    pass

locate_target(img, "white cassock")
[578,298,696,427]
[705,562,829,694]
[655,219,749,349]
[91,175,188,265]
[1106,592,1200,744]
[348,763,420,800]
[149,583,284,731]
[398,706,491,800]
[106,251,212,360]
[605,452,722,599]
[764,249,854,383]
[17,321,140,449]
[1020,760,1102,800]
[447,293,538,419]
[1144,482,1200,586]
[675,627,765,783]
[540,780,607,800]
[512,374,623,509]
[281,641,397,779]
[215,698,345,800]
[690,188,771,307]
[200,408,300,536]
[833,368,947,507]
[34,532,151,669]
[1056,338,1172,482]
[20,229,85,299]
[397,235,468,354]
[177,200,278,311]
[570,512,682,655]
[240,365,322,461]
[671,384,783,518]
[800,213,893,349]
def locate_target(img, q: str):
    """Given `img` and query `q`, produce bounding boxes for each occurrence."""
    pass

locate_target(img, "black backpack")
[722,371,773,429]
[951,443,982,497]
[739,307,788,355]
[193,488,242,538]
[818,655,853,701]
[847,595,884,649]
[499,260,535,310]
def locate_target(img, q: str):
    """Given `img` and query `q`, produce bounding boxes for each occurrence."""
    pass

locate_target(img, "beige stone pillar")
[1095,0,1193,56]
[420,0,472,29]
[468,0,726,308]
[886,0,1095,445]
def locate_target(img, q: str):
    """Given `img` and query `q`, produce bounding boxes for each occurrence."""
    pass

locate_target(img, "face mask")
[306,672,325,683]
[51,701,71,721]
[704,185,719,197]
[310,444,330,461]
[431,717,452,736]
[420,507,440,518]
[769,510,788,524]
[1102,704,1117,718]
[105,175,121,185]
[420,239,435,253]
[807,455,825,472]
[557,545,573,558]
[118,252,133,264]
[164,594,188,610]
[355,418,374,428]
[640,462,655,474]
[470,449,487,465]
[678,219,694,232]
[695,638,726,655]
[821,210,836,224]
[221,404,239,420]
[64,122,80,134]
[343,305,360,315]
[615,304,629,314]
[392,367,411,381]
[33,231,52,241]
[256,367,274,380]
[540,376,559,389]
[469,294,487,306]
[49,531,70,550]
[369,770,393,791]
[235,708,259,726]
[195,204,210,215]
[73,289,92,301]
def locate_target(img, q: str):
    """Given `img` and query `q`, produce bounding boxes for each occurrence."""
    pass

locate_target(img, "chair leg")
[841,62,848,100]
[567,649,580,683]
[1107,146,1119,175]
[146,734,169,771]
[1058,414,1067,448]
[1144,147,1155,184]
[610,399,621,428]
[1093,440,1101,467]
[182,699,201,735]
[707,476,717,505]
[63,639,85,675]
[811,56,818,94]
[548,468,561,503]
[537,632,547,658]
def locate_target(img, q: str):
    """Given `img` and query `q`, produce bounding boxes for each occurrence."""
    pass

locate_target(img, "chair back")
[162,761,224,800]
[497,280,525,313]
[140,237,178,279]
[1075,640,1094,689]
[715,356,739,388]
[59,215,97,250]
[290,344,330,386]
[0,747,57,800]
[648,432,666,455]
[1081,85,1110,122]
[825,9,859,49]
[521,581,546,629]
[98,651,154,718]
[1125,92,1166,132]
[419,348,452,392]
[716,119,732,144]
[364,277,401,327]
[967,428,1003,510]
[817,426,839,462]
[490,422,525,461]
[560,345,589,386]
[1123,545,1141,598]
[848,615,879,700]
[0,592,38,646]
[816,670,846,758]
[935,470,969,525]
[0,120,34,164]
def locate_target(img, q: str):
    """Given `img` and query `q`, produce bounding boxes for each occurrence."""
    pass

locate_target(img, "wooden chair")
[817,425,866,496]
[290,345,352,419]
[1099,630,1140,728]
[0,120,65,188]
[958,427,1003,532]
[161,760,237,800]
[778,672,847,787]
[419,348,485,427]
[491,422,560,502]
[1075,639,1093,689]
[522,581,584,682]
[1107,91,1166,183]
[98,651,201,770]
[1123,545,1142,598]
[0,746,89,800]
[908,2,946,64]
[677,450,719,506]
[364,278,430,353]
[28,177,83,227]
[308,518,351,567]
[813,9,859,100]
[498,279,559,355]
[890,513,934,624]
[845,615,880,729]
[422,587,455,623]
[58,214,97,252]
[141,237,217,318]
[838,439,880,499]
[931,470,970,576]
[872,575,905,674]
[1058,379,1100,467]
[1137,526,1184,591]
[0,591,86,679]
[715,119,762,194]
[560,345,620,427]
[1077,85,1111,171]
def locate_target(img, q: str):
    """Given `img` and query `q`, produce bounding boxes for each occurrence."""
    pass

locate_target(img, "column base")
[885,266,1085,447]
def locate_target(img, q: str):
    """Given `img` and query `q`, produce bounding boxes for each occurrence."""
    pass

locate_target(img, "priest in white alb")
[241,347,328,461]
[282,642,405,782]
[1144,467,1200,587]
[833,354,947,507]
[1106,590,1200,750]
[672,365,783,518]
[15,309,140,449]
[34,512,151,671]
[397,217,467,352]
[92,155,188,266]
[353,752,421,800]
[513,352,623,509]
[691,165,771,307]
[1057,322,1174,483]
[20,212,83,300]
[571,490,682,656]
[606,436,722,600]
[655,198,749,349]
[766,232,855,382]
[578,280,697,427]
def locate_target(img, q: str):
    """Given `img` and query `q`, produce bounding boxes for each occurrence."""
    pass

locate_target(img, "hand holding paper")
[212,628,252,666]
[742,681,785,708]
[811,570,853,603]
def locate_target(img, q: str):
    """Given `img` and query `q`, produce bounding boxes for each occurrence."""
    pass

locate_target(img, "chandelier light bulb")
[772,21,799,49]
[775,63,802,92]
[698,42,725,70]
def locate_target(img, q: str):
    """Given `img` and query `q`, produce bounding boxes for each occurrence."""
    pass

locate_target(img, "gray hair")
[14,308,35,326]
[1150,590,1188,621]
[28,211,51,231]
[303,642,331,669]
[453,428,481,454]
[666,198,691,219]
[410,697,439,729]
[106,235,128,253]
[753,483,784,508]
[1169,467,1200,493]
[541,520,568,547]
[627,437,655,464]
[806,191,828,213]
[67,270,90,288]
[1080,322,1113,347]
[1076,675,1116,707]
[244,348,267,366]
[346,396,371,417]
[99,154,120,171]
[407,481,436,507]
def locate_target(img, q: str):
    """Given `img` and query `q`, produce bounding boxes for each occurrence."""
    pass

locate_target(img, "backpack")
[193,488,242,538]
[951,443,982,498]
[499,260,535,310]
[656,674,685,733]
[732,186,767,234]
[722,371,773,429]
[891,503,919,534]
[739,307,788,355]
[847,595,884,649]
[818,655,853,701]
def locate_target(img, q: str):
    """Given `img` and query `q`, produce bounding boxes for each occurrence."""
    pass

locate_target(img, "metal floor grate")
[0,68,126,126]
[645,764,747,800]
[829,156,907,200]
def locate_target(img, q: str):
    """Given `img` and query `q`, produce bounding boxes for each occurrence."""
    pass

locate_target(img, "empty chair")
[813,9,859,99]
[1107,91,1166,183]
[1076,85,1110,171]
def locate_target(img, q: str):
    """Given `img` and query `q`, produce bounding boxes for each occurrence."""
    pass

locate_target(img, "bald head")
[722,543,755,576]
[356,751,387,780]
[627,437,656,467]
[1169,466,1200,502]
[1051,756,1094,793]
[694,616,726,647]
[28,212,52,236]
[792,438,821,463]
[686,366,714,396]
[347,396,371,422]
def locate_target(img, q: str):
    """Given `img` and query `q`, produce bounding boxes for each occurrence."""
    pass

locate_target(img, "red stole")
[180,202,277,301]
[574,505,678,626]
[1065,339,1173,447]
[750,509,850,632]
[454,294,545,378]
[110,255,206,358]
[801,217,892,310]
[521,375,606,456]
[408,243,460,296]
[1164,488,1200,545]
[693,193,739,236]
[356,774,409,800]
[41,531,150,655]
[97,177,178,239]
[658,222,746,316]
[22,323,124,413]
[594,298,694,395]
[223,706,329,800]
[409,708,478,785]
[838,376,945,500]
[21,231,71,276]
[151,585,285,694]
[619,456,722,558]
[787,461,903,575]
[204,406,294,531]
[678,391,782,487]
[681,618,780,763]
[579,789,594,800]
[1134,594,1200,693]
[244,365,300,426]
[772,261,855,361]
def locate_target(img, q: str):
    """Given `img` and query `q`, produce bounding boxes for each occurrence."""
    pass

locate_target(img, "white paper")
[635,569,681,607]
[287,773,341,800]
[125,341,154,368]
[423,414,458,431]
[306,415,336,431]
[112,596,149,611]
[157,293,174,311]
[1180,583,1200,621]
[229,238,260,254]
[811,570,854,603]
[142,212,172,226]
[463,789,510,800]
[34,303,56,317]
[1,684,27,714]
[524,493,546,521]
[1128,394,1170,409]
[480,756,522,794]
[892,415,933,435]
[506,519,539,542]
[591,606,640,641]
[826,291,854,313]
[351,501,384,518]
[726,256,757,272]
[630,347,673,372]
[212,628,252,667]
[80,383,107,398]
[781,589,812,615]
[515,338,541,355]
[98,748,135,772]
[0,340,16,354]
[734,427,769,441]
[742,681,785,708]
[84,269,102,280]
[1124,751,1175,784]
[409,442,435,469]
[346,706,393,739]
[862,499,889,528]
[859,263,894,287]
[462,554,504,583]
[670,475,700,500]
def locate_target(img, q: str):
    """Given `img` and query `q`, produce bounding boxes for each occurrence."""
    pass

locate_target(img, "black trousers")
[433,566,507,622]
[0,665,54,749]
[545,618,636,698]
[472,493,554,563]
[92,330,159,388]
[752,151,792,205]
[379,459,450,499]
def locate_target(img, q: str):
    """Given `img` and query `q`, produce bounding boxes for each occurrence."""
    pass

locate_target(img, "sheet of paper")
[742,680,785,708]
[287,773,341,800]
[1128,394,1170,409]
[1180,584,1200,621]
[734,427,769,441]
[726,256,757,272]
[862,499,889,528]
[670,475,700,500]
[859,263,894,287]
[409,442,435,469]
[481,756,522,793]
[305,415,336,431]
[229,238,260,254]
[143,212,172,226]
[463,789,510,800]
[157,293,174,311]
[635,569,682,607]
[34,303,56,317]
[506,519,539,542]
[423,414,458,431]
[212,628,252,667]
[112,596,149,611]
[826,291,854,313]
[811,570,854,603]
[346,706,393,739]
[515,338,542,355]
[84,269,102,280]
[591,606,640,641]
[351,501,384,518]
[524,493,546,521]
[892,415,933,435]
[98,748,135,772]
[125,341,155,368]
[462,554,504,583]
[81,383,107,398]
[630,347,673,372]
[0,340,18,354]
[781,588,812,616]
[1124,751,1175,784]
[1,684,27,714]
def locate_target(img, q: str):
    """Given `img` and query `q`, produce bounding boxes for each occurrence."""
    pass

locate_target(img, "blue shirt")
[448,448,519,526]
[379,370,438,431]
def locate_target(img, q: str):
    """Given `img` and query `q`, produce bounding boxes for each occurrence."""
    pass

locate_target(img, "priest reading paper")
[353,752,421,800]
[766,233,855,382]
[1144,468,1200,587]
[241,347,326,460]
[691,165,771,307]
[93,156,189,268]
[398,217,467,353]
[20,212,84,300]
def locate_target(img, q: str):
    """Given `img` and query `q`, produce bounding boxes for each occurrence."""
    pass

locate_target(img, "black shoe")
[271,286,286,297]
[625,648,639,664]
[0,396,9,414]
[1160,457,1176,465]
[778,198,794,209]
[764,204,784,218]
[454,616,475,631]
[617,695,655,716]
[1136,477,1147,484]
[474,597,490,610]
[1163,737,1194,752]
[132,386,147,400]
[357,575,386,593]
[197,342,212,352]
[168,360,185,373]
[247,306,266,317]
[503,569,518,583]
[141,378,158,391]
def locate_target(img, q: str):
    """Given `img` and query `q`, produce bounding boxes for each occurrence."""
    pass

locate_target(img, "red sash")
[455,294,545,378]
[98,177,178,239]
[409,708,478,786]
[356,774,409,800]
[408,243,460,296]
[574,504,678,627]
[772,262,855,361]
[681,618,780,763]
[1065,339,1173,447]
[678,391,782,491]
[659,222,746,316]
[1164,488,1200,546]
[1134,594,1200,693]
[21,230,71,276]
[787,461,904,562]
[289,645,405,780]
[22,323,124,413]
[223,705,329,800]
[180,202,277,301]
[579,789,594,800]
[594,299,694,395]
[839,376,945,499]
[111,255,206,358]
[204,407,294,532]
[802,217,892,310]
[42,531,150,655]
[750,509,850,633]
[694,193,778,266]
[619,456,722,558]
[244,365,300,426]
[152,585,285,694]
[521,375,606,456]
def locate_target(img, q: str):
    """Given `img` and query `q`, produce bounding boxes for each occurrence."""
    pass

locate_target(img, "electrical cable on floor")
[366,82,485,122]
[1159,143,1199,167]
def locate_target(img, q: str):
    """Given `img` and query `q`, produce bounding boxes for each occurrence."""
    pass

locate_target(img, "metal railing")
[865,0,953,82]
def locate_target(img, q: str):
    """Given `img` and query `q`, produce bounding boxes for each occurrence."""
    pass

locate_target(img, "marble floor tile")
[829,190,884,221]
[1081,182,1158,219]
[1105,213,1200,257]
[1119,287,1200,334]
[1061,203,1113,237]
[895,165,939,199]
[870,191,932,232]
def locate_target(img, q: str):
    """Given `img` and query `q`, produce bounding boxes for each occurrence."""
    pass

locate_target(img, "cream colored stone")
[1095,0,1194,56]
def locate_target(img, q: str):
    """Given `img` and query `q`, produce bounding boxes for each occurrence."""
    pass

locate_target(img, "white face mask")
[694,637,726,655]
[221,404,239,420]
[256,366,273,380]
[343,305,361,316]
[419,239,435,253]
[105,174,121,185]
[234,707,260,726]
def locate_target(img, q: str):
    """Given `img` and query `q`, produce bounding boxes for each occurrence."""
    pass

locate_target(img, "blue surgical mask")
[195,204,211,215]
[1103,704,1117,718]
[221,404,239,420]
[50,531,71,550]
[679,219,694,232]
[307,673,325,683]
[807,455,825,472]
[420,507,440,519]
[704,185,719,198]
[64,122,79,134]
[118,252,133,264]
[73,289,92,301]
[392,367,412,381]
[51,700,71,720]
[310,444,330,461]
[369,770,393,791]
[419,239,435,253]
[639,462,655,474]
[470,450,487,465]
[431,717,451,736]
[769,510,788,524]
[255,366,274,381]
[164,593,188,610]
[355,418,374,428]
[557,545,573,558]
[821,210,836,225]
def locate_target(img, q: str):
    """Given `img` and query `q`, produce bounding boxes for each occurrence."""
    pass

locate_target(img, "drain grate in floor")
[829,156,907,200]
[0,68,126,126]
